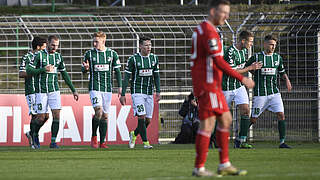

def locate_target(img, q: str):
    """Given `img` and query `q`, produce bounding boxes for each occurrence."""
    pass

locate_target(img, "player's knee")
[250,118,257,124]
[103,114,108,121]
[44,113,49,122]
[145,118,151,126]
[239,105,250,116]
[138,115,146,119]
[37,114,45,122]
[94,108,103,119]
[277,113,285,121]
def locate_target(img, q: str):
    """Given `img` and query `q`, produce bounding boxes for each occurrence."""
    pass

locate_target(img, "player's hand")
[250,62,262,70]
[82,60,89,71]
[45,65,54,72]
[286,79,292,92]
[117,87,122,97]
[119,96,126,105]
[241,77,255,89]
[155,93,161,102]
[73,91,79,101]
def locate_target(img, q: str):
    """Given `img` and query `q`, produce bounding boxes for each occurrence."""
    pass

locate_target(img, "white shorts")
[251,93,284,118]
[89,91,112,114]
[131,93,154,118]
[26,94,36,115]
[223,86,249,107]
[35,91,61,114]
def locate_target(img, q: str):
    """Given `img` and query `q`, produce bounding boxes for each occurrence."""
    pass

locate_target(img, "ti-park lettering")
[0,106,131,143]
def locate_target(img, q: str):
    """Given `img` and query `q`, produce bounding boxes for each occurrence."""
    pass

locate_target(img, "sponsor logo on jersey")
[94,64,109,71]
[261,68,276,75]
[208,38,218,51]
[139,69,153,76]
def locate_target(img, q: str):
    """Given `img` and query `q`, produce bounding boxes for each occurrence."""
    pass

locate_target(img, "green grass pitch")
[0,142,319,180]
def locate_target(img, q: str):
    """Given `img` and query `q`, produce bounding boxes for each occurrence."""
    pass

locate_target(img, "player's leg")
[232,87,251,148]
[192,116,216,177]
[216,111,247,176]
[32,93,49,149]
[99,92,112,148]
[237,104,252,148]
[142,94,154,149]
[192,91,218,177]
[128,94,145,148]
[268,93,290,148]
[48,91,62,148]
[90,91,103,148]
[25,94,36,148]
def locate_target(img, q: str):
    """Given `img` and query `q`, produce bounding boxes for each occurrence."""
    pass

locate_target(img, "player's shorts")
[223,86,249,107]
[26,94,36,115]
[35,91,61,114]
[197,91,229,120]
[89,91,112,114]
[131,93,154,118]
[251,93,284,118]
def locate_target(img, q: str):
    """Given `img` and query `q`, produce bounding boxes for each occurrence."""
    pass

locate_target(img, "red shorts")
[197,90,229,120]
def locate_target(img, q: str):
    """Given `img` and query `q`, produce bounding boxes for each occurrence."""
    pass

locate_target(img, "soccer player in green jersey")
[19,37,50,149]
[82,31,122,149]
[120,36,161,149]
[222,31,262,149]
[245,34,292,148]
[27,35,79,149]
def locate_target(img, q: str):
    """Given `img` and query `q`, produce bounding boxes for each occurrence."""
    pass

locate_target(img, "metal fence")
[0,12,319,142]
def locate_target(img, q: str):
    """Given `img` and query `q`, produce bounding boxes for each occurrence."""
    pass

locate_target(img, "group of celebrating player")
[19,0,292,177]
[190,0,292,177]
[19,32,159,150]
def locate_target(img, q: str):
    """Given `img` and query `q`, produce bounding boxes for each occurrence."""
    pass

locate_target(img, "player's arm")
[19,55,28,78]
[237,61,262,74]
[244,55,258,74]
[153,55,161,102]
[206,30,253,88]
[81,51,89,73]
[120,56,134,105]
[59,55,78,100]
[278,56,292,92]
[26,53,52,75]
[112,51,122,97]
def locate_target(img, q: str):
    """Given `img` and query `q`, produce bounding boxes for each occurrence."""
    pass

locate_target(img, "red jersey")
[190,21,243,97]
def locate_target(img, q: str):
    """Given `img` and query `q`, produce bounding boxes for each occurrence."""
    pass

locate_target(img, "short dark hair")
[139,36,151,45]
[209,0,230,8]
[264,34,277,42]
[239,31,253,41]
[32,36,47,50]
[48,35,59,43]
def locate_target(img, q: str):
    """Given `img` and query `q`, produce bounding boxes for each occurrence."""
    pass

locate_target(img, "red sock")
[216,126,230,164]
[195,130,211,168]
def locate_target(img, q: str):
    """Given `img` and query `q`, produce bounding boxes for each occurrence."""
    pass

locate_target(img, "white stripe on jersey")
[197,25,203,35]
[133,56,137,94]
[206,56,214,83]
[140,54,144,93]
[97,50,100,91]
[90,51,93,91]
[256,53,259,96]
[53,54,56,91]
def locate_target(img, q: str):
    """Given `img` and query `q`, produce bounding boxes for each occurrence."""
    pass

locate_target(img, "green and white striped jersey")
[29,49,66,93]
[245,51,286,96]
[83,48,121,92]
[222,45,247,91]
[124,53,159,95]
[19,52,35,95]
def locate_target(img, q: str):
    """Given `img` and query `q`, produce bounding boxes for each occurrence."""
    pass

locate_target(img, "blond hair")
[93,31,106,39]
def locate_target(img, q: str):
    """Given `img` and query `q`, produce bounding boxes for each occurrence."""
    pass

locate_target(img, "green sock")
[278,120,286,144]
[92,117,100,136]
[51,119,59,143]
[134,119,140,136]
[99,119,107,143]
[239,115,250,141]
[138,118,147,142]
